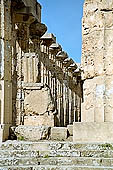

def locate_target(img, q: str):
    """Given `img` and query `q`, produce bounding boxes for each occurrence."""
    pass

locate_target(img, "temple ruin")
[1,0,113,169]
[0,0,113,143]
[0,0,82,141]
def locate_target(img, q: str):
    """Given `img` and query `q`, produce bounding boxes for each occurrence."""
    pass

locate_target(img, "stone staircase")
[0,141,113,169]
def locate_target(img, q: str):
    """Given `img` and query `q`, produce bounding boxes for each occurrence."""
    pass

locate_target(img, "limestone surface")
[81,0,113,123]
[0,141,113,169]
[24,85,55,116]
[51,127,68,141]
[11,125,51,141]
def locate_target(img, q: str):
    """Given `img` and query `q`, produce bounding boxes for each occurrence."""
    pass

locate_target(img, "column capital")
[63,58,74,67]
[49,43,62,55]
[56,51,68,62]
[67,63,78,72]
[29,21,47,38]
[12,0,41,23]
[41,33,56,47]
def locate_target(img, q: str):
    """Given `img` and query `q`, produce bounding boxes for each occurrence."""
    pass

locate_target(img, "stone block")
[10,125,51,141]
[23,84,55,127]
[67,125,73,136]
[24,89,53,115]
[51,127,67,141]
[73,122,113,143]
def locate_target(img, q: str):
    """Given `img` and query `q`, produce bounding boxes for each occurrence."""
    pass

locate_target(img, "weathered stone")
[11,125,51,141]
[0,141,113,169]
[51,127,68,141]
[73,122,113,142]
[81,0,113,128]
[24,85,55,116]
[23,84,55,126]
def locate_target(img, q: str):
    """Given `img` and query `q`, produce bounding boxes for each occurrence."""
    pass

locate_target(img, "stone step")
[0,156,113,167]
[1,141,113,151]
[39,149,113,158]
[39,149,80,157]
[0,157,113,167]
[0,141,113,169]
[0,149,113,158]
[0,165,113,170]
[0,157,39,167]
[0,150,39,158]
[34,157,113,167]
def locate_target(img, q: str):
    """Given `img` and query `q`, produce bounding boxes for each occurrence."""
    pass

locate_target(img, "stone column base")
[0,124,11,142]
[73,122,113,143]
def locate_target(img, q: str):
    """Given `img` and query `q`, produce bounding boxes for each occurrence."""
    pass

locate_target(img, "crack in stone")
[100,9,113,12]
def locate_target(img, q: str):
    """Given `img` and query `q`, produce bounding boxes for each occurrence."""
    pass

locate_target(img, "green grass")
[100,143,113,150]
[18,135,25,141]
[44,154,49,158]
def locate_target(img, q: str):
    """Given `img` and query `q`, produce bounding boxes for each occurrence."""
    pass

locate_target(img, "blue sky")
[38,0,84,63]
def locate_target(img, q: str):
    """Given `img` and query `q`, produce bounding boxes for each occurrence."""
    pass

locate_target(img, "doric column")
[11,0,47,125]
[0,0,12,141]
[41,33,56,86]
[56,51,68,126]
[41,58,44,83]
[62,58,74,125]
[73,92,76,122]
[68,63,78,124]
[69,88,72,124]
[49,43,62,126]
